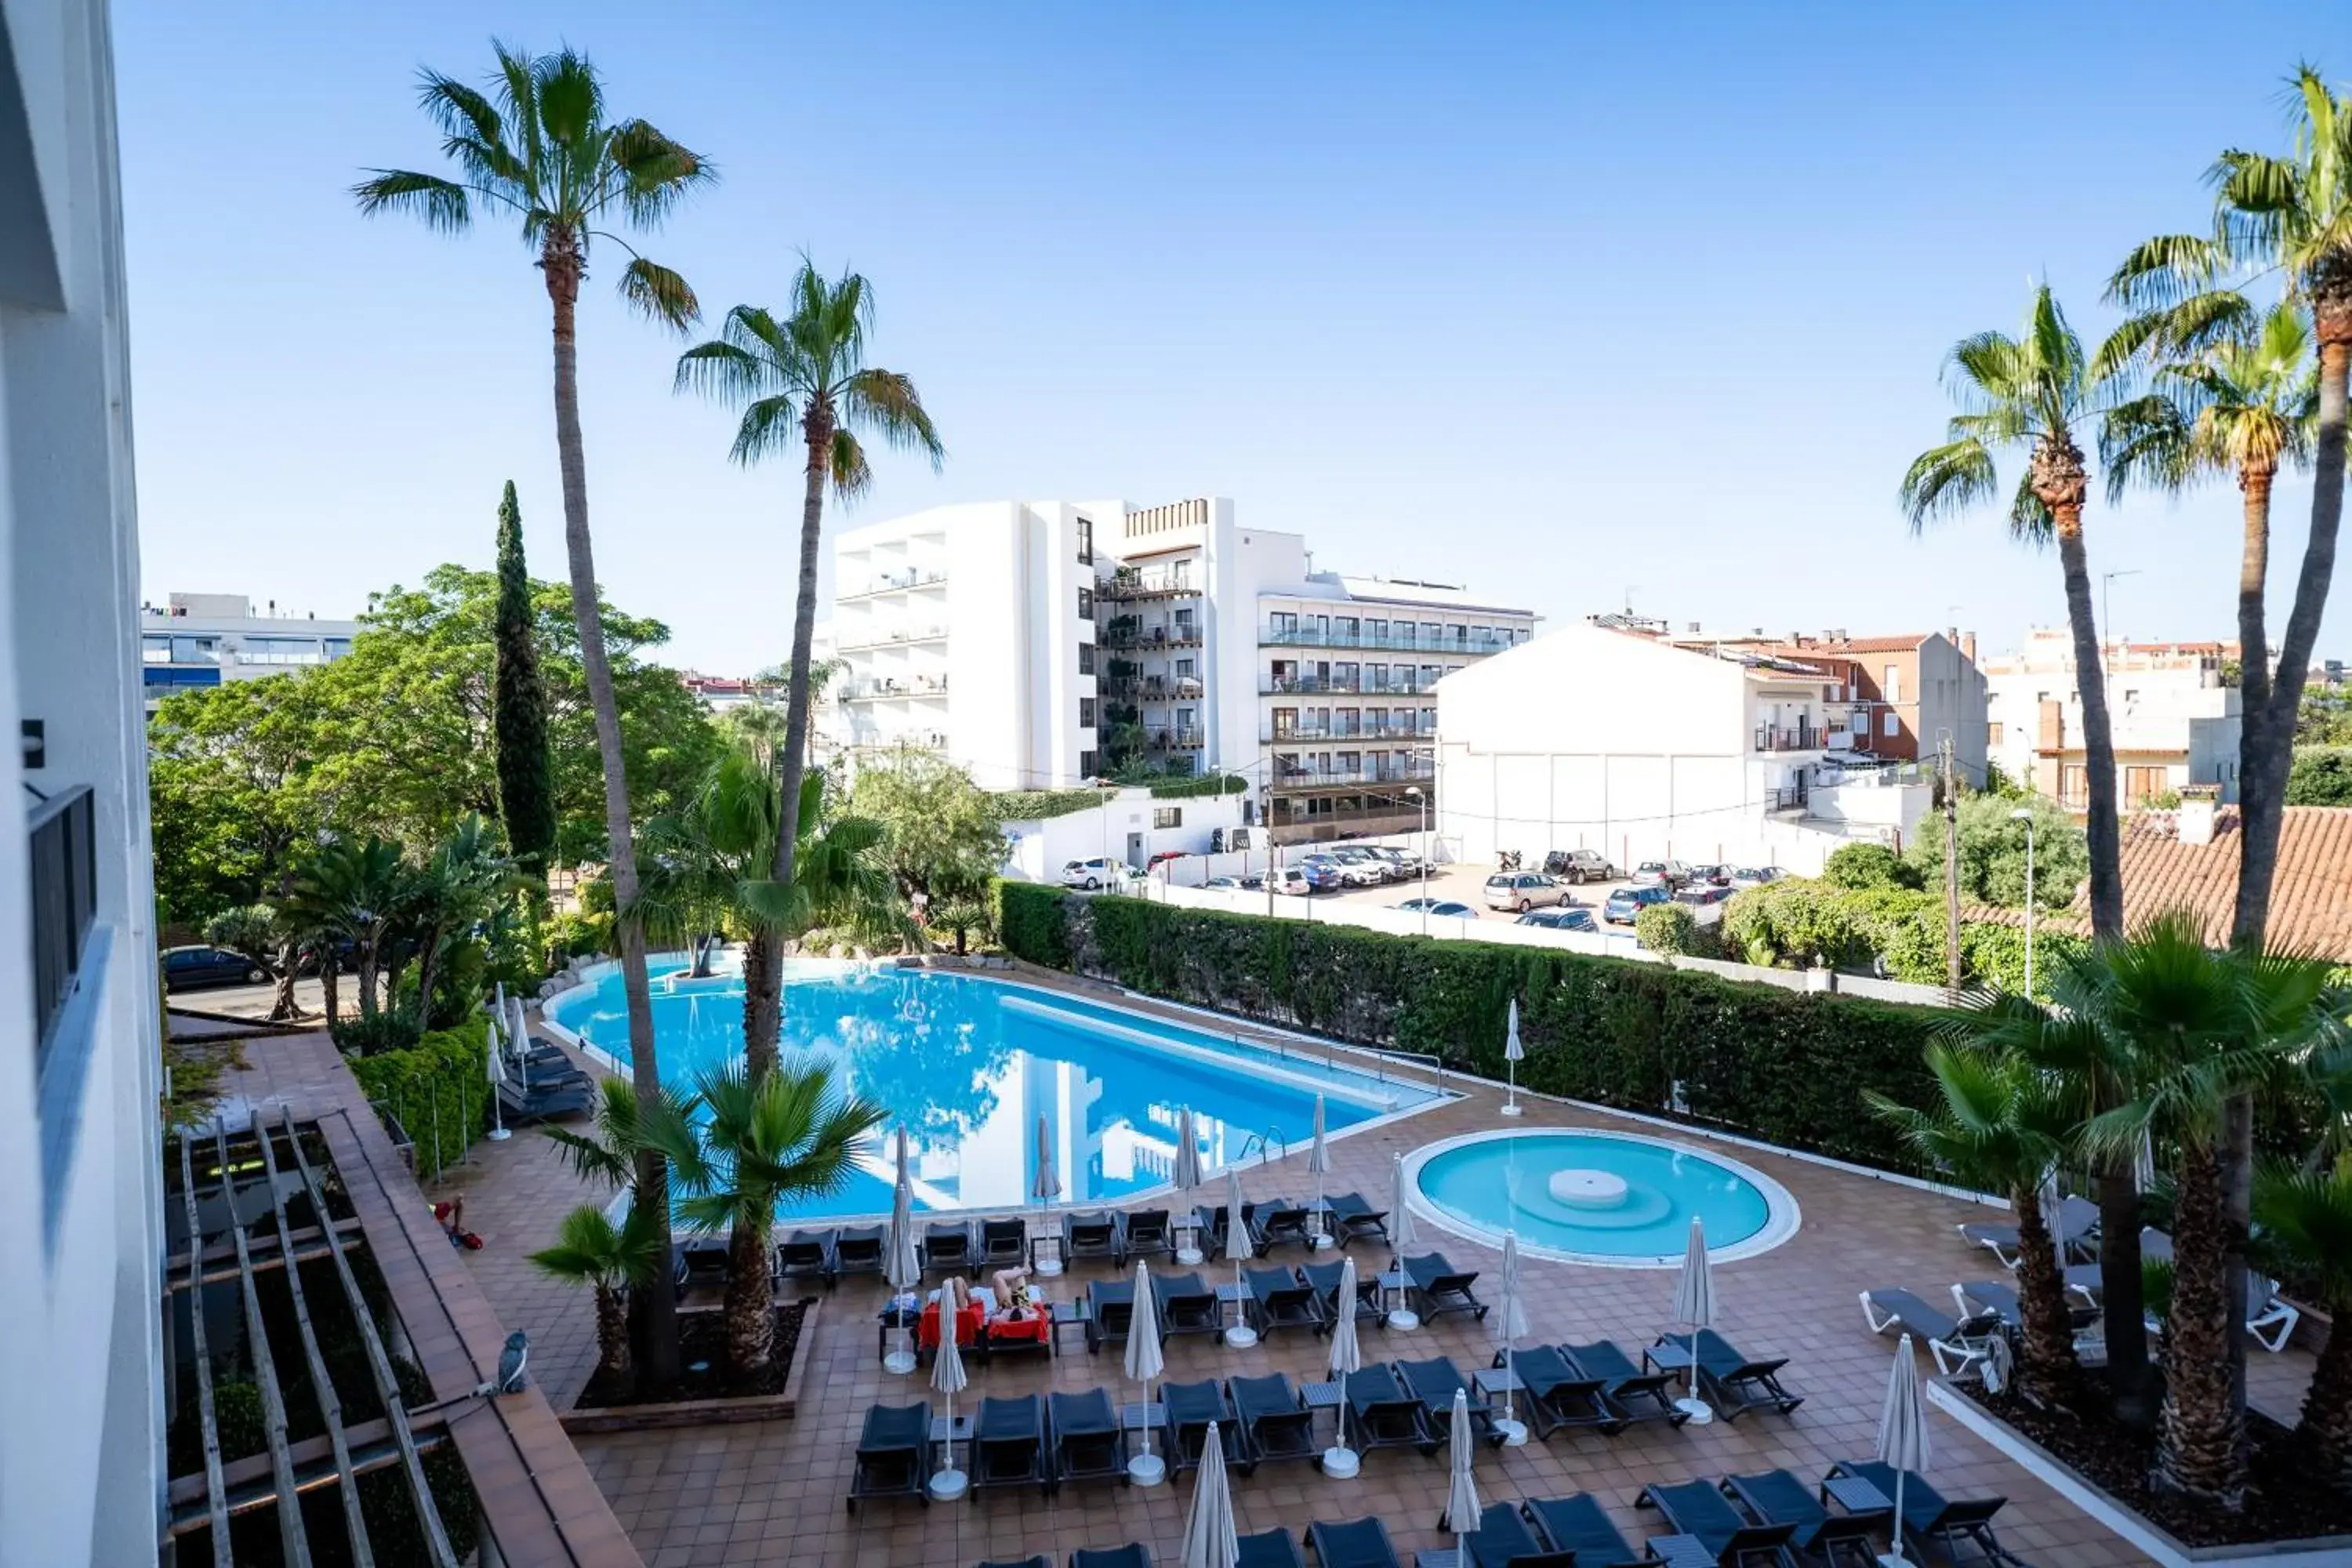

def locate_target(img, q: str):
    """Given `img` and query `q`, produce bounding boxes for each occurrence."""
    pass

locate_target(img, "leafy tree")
[2301,686,2352,745]
[290,836,406,1023]
[1902,794,2086,911]
[847,749,1008,901]
[359,40,714,1389]
[148,675,339,925]
[1633,901,1701,957]
[529,1203,665,1388]
[493,481,557,870]
[1820,842,1921,892]
[1721,879,1865,970]
[405,814,530,1030]
[1900,286,2132,940]
[201,905,294,1016]
[675,263,943,1122]
[670,1058,884,1373]
[2288,747,2352,804]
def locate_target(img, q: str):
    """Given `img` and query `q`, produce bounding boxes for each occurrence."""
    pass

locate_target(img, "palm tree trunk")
[544,223,677,1389]
[596,1283,632,1386]
[2096,1167,2151,1424]
[2234,466,2276,766]
[2010,1183,2082,1401]
[272,938,300,1022]
[321,956,339,1028]
[2301,1295,2352,1490]
[746,413,834,1077]
[2161,1142,2248,1504]
[2052,508,2122,938]
[739,928,779,1080]
[726,1221,773,1374]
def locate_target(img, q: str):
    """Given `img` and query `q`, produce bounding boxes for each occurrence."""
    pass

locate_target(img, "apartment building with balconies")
[139,590,356,710]
[1984,629,2242,806]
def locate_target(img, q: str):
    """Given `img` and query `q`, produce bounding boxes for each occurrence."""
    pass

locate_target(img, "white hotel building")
[815,496,1537,842]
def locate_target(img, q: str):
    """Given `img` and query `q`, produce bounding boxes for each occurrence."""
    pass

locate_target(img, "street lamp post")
[1406,786,1427,935]
[2009,806,2036,996]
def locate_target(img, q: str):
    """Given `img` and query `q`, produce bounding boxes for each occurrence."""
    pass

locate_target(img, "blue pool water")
[546,962,1436,1221]
[1413,1131,1782,1262]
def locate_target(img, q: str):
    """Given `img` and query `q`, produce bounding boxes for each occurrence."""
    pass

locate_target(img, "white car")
[1264,867,1312,896]
[1060,857,1121,891]
[1317,851,1387,887]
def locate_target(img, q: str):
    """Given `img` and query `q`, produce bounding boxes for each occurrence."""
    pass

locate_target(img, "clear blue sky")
[117,1,2347,673]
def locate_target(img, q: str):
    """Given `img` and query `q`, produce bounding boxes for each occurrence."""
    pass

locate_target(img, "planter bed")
[561,1298,816,1434]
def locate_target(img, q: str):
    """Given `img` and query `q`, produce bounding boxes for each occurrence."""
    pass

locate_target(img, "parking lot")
[1305,856,1642,918]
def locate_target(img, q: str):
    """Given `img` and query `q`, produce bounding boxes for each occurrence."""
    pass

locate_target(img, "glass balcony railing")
[1261,626,1515,654]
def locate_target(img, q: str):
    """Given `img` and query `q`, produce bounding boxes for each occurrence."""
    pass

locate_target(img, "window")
[1174,608,1196,637]
[1272,706,1299,736]
[1079,644,1096,675]
[1176,657,1196,679]
[1076,517,1094,564]
[1421,621,1442,644]
[1269,611,1298,639]
[2060,764,2091,806]
[1882,711,1899,736]
[1884,664,1902,702]
[1079,750,1098,777]
[1078,586,1094,619]
[2125,765,2168,804]
[1080,698,1097,728]
[1988,721,2005,746]
[1367,619,1388,641]
[1153,806,1181,829]
[141,636,172,663]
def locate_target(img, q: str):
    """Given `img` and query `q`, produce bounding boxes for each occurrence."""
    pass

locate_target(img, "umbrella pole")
[1677,1328,1713,1424]
[1887,1470,1907,1567]
[1503,1058,1521,1116]
[1323,1367,1358,1479]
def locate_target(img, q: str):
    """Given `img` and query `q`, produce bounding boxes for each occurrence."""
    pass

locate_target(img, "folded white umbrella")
[2038,1165,2065,1236]
[1125,1260,1167,1483]
[1323,1254,1363,1477]
[1494,1230,1531,1440]
[1223,1168,1257,1347]
[883,1129,921,1374]
[929,1278,970,1498]
[1671,1218,1715,1422]
[484,1005,510,1139]
[1503,997,1525,1116]
[508,995,532,1093]
[1174,1107,1207,1263]
[1181,1418,1240,1568]
[1306,1095,1330,1246]
[1387,1151,1421,1329]
[1878,1333,1932,1564]
[1034,1113,1062,1274]
[1446,1386,1483,1556]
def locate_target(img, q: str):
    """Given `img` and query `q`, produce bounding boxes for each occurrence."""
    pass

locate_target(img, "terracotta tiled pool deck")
[430,967,2320,1568]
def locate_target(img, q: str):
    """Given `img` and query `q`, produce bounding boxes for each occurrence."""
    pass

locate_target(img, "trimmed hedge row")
[1147,773,1247,799]
[992,787,1108,822]
[347,1016,495,1183]
[997,884,1941,1174]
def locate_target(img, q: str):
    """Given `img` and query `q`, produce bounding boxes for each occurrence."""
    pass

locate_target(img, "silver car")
[1483,871,1566,913]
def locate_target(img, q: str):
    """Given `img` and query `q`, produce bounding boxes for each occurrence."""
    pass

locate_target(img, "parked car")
[1203,875,1244,889]
[1685,863,1733,888]
[1325,846,1394,885]
[1265,867,1312,896]
[1630,859,1693,890]
[1483,871,1566,913]
[162,944,270,991]
[1517,906,1597,933]
[1395,898,1480,920]
[1293,856,1346,891]
[1602,884,1674,925]
[1541,848,1616,884]
[1370,846,1422,877]
[1728,866,1783,891]
[1061,857,1121,891]
[1676,884,1731,906]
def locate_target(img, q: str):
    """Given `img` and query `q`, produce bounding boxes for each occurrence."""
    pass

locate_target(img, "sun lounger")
[1065,1210,1123,1266]
[1071,1548,1152,1568]
[1343,1363,1436,1457]
[1163,1377,1251,1476]
[1858,1288,2005,1378]
[2249,1272,2301,1353]
[1828,1462,2027,1568]
[1085,1278,1136,1354]
[1523,1494,1646,1568]
[1306,1517,1402,1568]
[1637,1479,1800,1567]
[1228,1374,1317,1467]
[1505,1344,1624,1439]
[980,1215,1028,1266]
[1563,1340,1689,1427]
[1401,1251,1486,1323]
[1722,1469,1889,1568]
[972,1393,1051,1499]
[1050,1388,1127,1490]
[495,1078,593,1124]
[923,1219,974,1275]
[1325,1190,1391,1249]
[1237,1528,1308,1568]
[672,1236,731,1302]
[1953,1279,2104,1360]
[776,1229,837,1288]
[1457,1501,1576,1566]
[983,1301,1053,1363]
[1194,1203,1234,1257]
[833,1225,884,1279]
[975,1559,1047,1568]
[1303,1260,1381,1336]
[1124,1208,1173,1259]
[1155,1270,1224,1339]
[845,1399,933,1513]
[1958,1195,2099,1267]
[1670,1329,1803,1420]
[1251,1202,1315,1254]
[1394,1356,1502,1449]
[1247,1266,1327,1337]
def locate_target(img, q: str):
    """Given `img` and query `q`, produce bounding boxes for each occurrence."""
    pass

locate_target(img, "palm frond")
[351,170,471,232]
[728,395,802,467]
[1898,439,1998,530]
[2105,234,2232,310]
[618,256,700,332]
[841,368,946,466]
[533,46,603,148]
[828,428,873,499]
[673,338,771,402]
[607,118,715,226]
[2006,470,2055,545]
[2101,393,2195,502]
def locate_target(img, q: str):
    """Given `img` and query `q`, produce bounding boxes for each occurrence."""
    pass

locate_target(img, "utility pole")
[1940,730,1962,991]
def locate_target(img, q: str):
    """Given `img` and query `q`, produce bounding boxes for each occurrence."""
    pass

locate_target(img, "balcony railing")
[1102,624,1203,651]
[1752,725,1821,753]
[1148,728,1206,750]
[1098,566,1200,601]
[1264,716,1432,743]
[839,675,949,702]
[1763,784,1809,813]
[839,568,947,599]
[1261,673,1441,695]
[836,625,949,653]
[1262,626,1515,655]
[1272,759,1435,787]
[31,786,97,1066]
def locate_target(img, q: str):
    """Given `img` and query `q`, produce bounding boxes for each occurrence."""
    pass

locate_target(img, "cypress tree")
[492,481,557,869]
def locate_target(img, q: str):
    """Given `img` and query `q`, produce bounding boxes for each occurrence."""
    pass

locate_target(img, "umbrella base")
[1224,1324,1259,1349]
[1674,1396,1715,1425]
[1127,1452,1167,1486]
[927,1468,967,1501]
[485,1127,513,1141]
[1034,1259,1064,1277]
[1320,1446,1360,1479]
[1309,1233,1336,1251]
[1500,1102,1524,1117]
[1386,1308,1421,1331]
[1176,1247,1203,1266]
[1877,1556,1911,1568]
[1495,1417,1529,1446]
[883,1351,917,1376]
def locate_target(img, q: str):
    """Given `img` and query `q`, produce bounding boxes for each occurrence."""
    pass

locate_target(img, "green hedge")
[1148,773,1247,799]
[992,787,1109,822]
[1005,887,1941,1174]
[348,1017,494,1183]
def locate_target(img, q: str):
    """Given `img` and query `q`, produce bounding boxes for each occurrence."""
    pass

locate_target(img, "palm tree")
[529,1203,663,1387]
[671,1058,884,1373]
[290,836,406,1022]
[2252,1160,2352,1484]
[675,264,942,1072]
[2080,911,2336,1503]
[1869,1043,2080,1401]
[407,813,531,1029]
[358,43,714,1386]
[541,1075,701,1194]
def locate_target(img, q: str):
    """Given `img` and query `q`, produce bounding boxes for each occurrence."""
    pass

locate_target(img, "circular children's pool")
[1406,1129,1800,1267]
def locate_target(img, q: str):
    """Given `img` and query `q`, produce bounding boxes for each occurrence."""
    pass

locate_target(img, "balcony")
[1261,626,1515,655]
[838,568,948,601]
[839,674,949,702]
[1102,622,1203,652]
[1146,728,1206,751]
[1263,715,1432,743]
[1272,758,1435,789]
[1752,724,1824,753]
[31,786,98,1071]
[1270,799,1427,842]
[1128,677,1204,702]
[1261,673,1437,695]
[835,624,949,653]
[1098,565,1200,601]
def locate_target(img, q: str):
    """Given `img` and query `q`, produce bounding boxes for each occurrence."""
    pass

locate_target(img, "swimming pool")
[1405,1128,1799,1267]
[543,960,1440,1222]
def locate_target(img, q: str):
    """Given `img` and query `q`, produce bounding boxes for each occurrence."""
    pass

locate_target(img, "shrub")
[929,896,993,955]
[1002,887,1939,1173]
[1957,920,2085,1001]
[1149,773,1247,800]
[329,1010,423,1058]
[347,1017,493,1182]
[1720,878,1867,970]
[1902,793,2085,909]
[544,910,615,964]
[992,787,1107,822]
[1635,902,1700,956]
[2287,748,2352,806]
[1820,843,1920,891]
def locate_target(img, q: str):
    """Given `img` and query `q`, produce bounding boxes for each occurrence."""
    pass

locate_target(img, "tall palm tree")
[675,264,942,1070]
[1869,1043,2080,1401]
[2252,1159,2352,1484]
[529,1203,664,1387]
[357,42,714,1386]
[2080,911,2336,1503]
[671,1058,884,1373]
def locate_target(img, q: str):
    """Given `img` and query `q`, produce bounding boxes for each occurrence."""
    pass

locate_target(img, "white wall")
[998,786,1249,880]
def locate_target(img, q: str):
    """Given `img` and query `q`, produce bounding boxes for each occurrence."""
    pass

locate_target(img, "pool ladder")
[1233,1127,1288,1166]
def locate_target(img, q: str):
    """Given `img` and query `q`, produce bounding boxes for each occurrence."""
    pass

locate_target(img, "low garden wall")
[995,883,1943,1175]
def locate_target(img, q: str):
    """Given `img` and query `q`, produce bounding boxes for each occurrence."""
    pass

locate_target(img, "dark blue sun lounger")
[1050,1388,1126,1489]
[1302,1260,1381,1335]
[1564,1338,1690,1426]
[1458,1501,1576,1566]
[1524,1493,1646,1568]
[1306,1516,1402,1568]
[1237,1527,1308,1568]
[1229,1374,1317,1467]
[845,1399,933,1513]
[1163,1377,1250,1475]
[1637,1478,1801,1566]
[1343,1363,1434,1457]
[1394,1356,1503,1447]
[972,1393,1050,1498]
[1507,1344,1624,1438]
[1828,1463,2027,1568]
[1071,1544,1152,1567]
[1722,1469,1889,1568]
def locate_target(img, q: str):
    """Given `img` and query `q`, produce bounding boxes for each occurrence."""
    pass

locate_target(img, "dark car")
[1602,885,1673,926]
[162,944,270,991]
[1542,848,1615,884]
[1675,884,1732,906]
[1686,863,1733,888]
[1516,907,1597,933]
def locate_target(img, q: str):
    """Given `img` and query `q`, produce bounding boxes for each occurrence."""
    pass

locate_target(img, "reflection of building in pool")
[920,1049,1099,1210]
